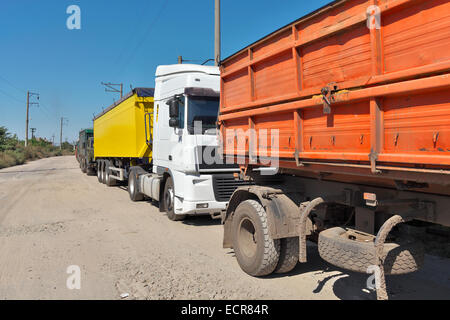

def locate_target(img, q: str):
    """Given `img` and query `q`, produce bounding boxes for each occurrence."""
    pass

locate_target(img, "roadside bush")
[0,152,16,169]
[0,150,26,168]
[0,126,74,169]
[9,150,26,164]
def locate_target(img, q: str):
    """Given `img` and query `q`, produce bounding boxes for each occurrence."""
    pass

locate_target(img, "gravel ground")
[0,156,449,300]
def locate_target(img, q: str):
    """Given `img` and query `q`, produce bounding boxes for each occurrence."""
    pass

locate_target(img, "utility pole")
[215,0,221,66]
[60,118,63,150]
[101,82,123,99]
[30,128,36,140]
[52,134,55,146]
[60,117,68,150]
[178,56,183,64]
[25,91,39,147]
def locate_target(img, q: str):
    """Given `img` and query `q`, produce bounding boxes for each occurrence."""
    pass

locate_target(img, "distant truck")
[77,129,95,175]
[93,64,248,220]
[75,141,79,163]
[218,0,450,299]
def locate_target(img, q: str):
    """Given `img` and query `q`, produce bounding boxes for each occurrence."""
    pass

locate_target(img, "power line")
[0,85,60,144]
[0,74,61,128]
[101,82,123,99]
[0,75,60,126]
[112,0,153,69]
[116,0,169,76]
[0,87,24,105]
[37,104,58,122]
[39,102,59,121]
[0,74,27,95]
[0,76,63,145]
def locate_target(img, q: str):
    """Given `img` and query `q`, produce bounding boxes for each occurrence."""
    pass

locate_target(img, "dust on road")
[0,156,449,300]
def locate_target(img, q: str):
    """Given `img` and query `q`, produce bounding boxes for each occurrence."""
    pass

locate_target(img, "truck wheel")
[163,177,186,221]
[97,161,103,183]
[232,200,280,276]
[318,227,424,275]
[101,160,107,184]
[86,162,95,176]
[81,159,87,173]
[105,161,117,187]
[274,237,299,274]
[128,167,144,201]
[84,159,92,175]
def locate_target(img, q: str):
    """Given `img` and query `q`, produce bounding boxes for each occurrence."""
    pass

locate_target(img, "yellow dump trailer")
[94,88,154,160]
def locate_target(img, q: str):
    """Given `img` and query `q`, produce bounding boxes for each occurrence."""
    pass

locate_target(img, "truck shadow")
[112,191,221,227]
[230,243,450,300]
[182,215,222,226]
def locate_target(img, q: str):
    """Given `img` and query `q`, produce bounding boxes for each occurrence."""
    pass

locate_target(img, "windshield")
[187,97,219,134]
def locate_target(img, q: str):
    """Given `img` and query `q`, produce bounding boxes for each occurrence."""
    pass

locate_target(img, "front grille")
[212,174,253,202]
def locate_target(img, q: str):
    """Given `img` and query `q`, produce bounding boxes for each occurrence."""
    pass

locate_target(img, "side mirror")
[169,99,179,118]
[169,118,179,128]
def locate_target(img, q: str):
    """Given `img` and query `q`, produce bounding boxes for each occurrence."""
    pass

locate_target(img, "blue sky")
[0,0,330,143]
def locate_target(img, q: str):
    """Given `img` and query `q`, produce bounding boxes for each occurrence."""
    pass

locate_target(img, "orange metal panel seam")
[248,116,256,162]
[219,74,450,121]
[248,48,255,102]
[369,98,384,173]
[220,61,450,115]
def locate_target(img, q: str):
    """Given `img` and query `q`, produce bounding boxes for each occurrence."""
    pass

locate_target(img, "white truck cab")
[138,64,247,220]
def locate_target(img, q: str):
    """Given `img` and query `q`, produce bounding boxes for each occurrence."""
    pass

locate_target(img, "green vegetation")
[0,126,74,169]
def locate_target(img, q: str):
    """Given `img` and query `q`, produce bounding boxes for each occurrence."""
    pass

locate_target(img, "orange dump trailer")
[219,0,450,299]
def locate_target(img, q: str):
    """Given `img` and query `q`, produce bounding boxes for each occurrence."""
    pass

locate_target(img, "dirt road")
[0,156,449,300]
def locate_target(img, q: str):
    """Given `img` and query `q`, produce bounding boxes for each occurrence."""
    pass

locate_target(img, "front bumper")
[174,199,227,216]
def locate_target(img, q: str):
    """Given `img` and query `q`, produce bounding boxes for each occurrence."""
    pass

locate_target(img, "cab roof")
[80,128,93,134]
[156,64,220,78]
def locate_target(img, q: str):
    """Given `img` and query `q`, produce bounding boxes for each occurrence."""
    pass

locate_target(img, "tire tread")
[237,200,280,276]
[318,227,424,275]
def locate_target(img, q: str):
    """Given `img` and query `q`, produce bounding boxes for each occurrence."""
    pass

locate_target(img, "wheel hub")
[238,218,257,258]
[129,176,135,194]
[165,187,174,211]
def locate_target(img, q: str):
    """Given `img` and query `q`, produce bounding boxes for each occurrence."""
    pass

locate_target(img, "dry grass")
[0,145,73,169]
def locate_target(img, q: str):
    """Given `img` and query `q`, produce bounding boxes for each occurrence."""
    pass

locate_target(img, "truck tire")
[128,167,144,201]
[81,158,87,173]
[97,160,103,183]
[101,160,107,184]
[232,200,280,277]
[105,161,117,187]
[86,162,95,176]
[274,237,299,274]
[318,227,424,275]
[163,177,186,221]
